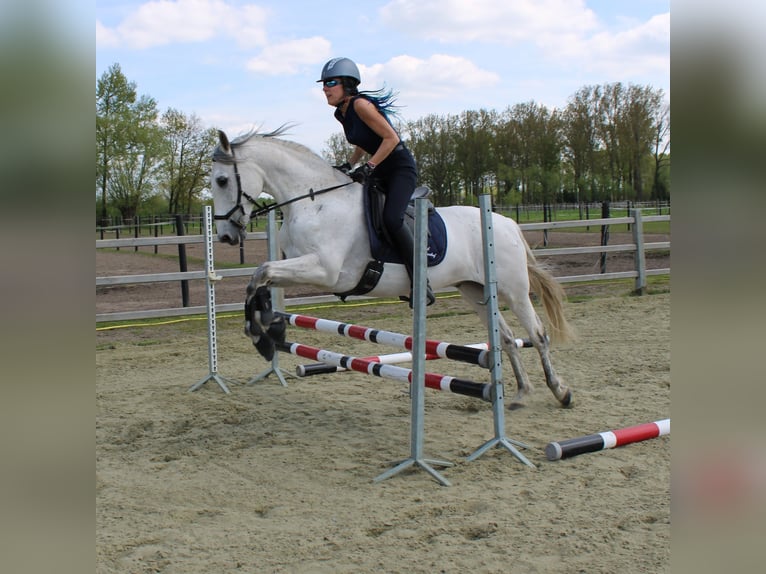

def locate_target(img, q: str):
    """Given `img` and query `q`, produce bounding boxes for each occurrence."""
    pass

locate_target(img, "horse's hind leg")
[505,295,572,407]
[457,283,533,408]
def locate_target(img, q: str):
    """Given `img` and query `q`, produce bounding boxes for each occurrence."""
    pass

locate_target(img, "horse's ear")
[218,130,230,153]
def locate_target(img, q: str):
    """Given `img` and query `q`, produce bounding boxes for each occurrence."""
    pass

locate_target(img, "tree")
[96,63,135,220]
[620,85,664,201]
[563,86,601,205]
[160,109,217,214]
[406,114,459,205]
[597,83,626,201]
[650,100,671,200]
[321,132,357,165]
[96,64,162,220]
[454,109,496,203]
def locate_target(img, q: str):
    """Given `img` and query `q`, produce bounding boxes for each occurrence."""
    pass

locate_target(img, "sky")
[96,0,670,156]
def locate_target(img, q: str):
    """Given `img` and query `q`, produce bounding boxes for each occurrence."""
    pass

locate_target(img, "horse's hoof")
[253,334,275,361]
[266,316,286,345]
[244,300,260,337]
[507,400,526,411]
[254,286,274,326]
[559,389,573,408]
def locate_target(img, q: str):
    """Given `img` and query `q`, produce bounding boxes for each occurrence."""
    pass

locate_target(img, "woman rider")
[318,57,435,307]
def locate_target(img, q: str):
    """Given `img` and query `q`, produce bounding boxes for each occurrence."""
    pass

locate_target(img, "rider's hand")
[349,162,374,183]
[333,162,352,174]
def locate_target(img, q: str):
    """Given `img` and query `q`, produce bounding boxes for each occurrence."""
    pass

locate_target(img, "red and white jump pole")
[296,339,533,377]
[276,340,493,401]
[274,311,532,369]
[276,311,500,368]
[545,418,670,461]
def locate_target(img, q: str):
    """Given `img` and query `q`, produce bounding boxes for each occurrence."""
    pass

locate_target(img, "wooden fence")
[96,212,670,323]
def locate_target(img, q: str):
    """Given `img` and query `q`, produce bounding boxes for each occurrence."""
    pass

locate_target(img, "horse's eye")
[216,175,229,187]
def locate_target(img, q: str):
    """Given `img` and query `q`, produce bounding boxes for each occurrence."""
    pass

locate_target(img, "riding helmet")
[317,57,361,85]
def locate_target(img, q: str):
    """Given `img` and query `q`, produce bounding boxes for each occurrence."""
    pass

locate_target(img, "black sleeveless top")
[334,96,396,156]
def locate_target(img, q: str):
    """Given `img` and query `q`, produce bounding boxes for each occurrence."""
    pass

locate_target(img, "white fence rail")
[96,213,669,323]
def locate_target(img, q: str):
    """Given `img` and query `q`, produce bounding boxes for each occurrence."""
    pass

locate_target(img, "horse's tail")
[525,242,575,344]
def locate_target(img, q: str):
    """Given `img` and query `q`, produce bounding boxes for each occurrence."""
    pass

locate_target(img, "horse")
[211,127,574,408]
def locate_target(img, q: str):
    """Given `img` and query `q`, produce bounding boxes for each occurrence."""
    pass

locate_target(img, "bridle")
[212,147,260,231]
[213,146,354,230]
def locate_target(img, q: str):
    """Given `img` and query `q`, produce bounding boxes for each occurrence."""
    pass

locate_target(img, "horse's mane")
[223,124,328,170]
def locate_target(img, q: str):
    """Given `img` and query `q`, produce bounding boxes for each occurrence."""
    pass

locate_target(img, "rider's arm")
[353,97,400,168]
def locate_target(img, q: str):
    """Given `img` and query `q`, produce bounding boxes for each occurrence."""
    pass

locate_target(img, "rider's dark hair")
[342,78,401,119]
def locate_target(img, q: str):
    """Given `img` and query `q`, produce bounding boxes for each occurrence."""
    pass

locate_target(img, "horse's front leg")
[244,254,341,359]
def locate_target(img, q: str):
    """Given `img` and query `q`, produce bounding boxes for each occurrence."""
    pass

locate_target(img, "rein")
[250,181,354,217]
[213,147,354,227]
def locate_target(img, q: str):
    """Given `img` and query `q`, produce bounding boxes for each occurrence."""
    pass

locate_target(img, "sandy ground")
[96,281,670,573]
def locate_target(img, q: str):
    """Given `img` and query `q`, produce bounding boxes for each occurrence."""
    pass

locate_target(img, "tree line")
[325,84,669,210]
[97,63,669,223]
[96,63,218,222]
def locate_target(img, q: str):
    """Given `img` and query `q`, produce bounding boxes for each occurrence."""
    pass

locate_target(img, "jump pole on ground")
[545,419,670,460]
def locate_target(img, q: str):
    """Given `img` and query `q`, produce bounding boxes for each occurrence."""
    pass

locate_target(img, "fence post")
[175,215,190,307]
[600,200,610,274]
[631,209,647,295]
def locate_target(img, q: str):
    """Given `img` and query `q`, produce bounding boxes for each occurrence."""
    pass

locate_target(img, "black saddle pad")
[363,185,447,267]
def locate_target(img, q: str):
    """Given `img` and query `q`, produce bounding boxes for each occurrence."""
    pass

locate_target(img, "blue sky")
[96,0,670,155]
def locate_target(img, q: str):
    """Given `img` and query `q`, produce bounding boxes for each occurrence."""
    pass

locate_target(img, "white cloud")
[361,54,500,99]
[246,37,332,74]
[379,0,598,44]
[96,20,119,48]
[96,0,269,50]
[558,13,670,79]
[379,0,669,88]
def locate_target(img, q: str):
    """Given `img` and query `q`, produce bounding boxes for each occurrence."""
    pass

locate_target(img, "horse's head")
[211,130,264,245]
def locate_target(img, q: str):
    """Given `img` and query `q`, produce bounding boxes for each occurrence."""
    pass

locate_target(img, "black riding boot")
[390,225,435,308]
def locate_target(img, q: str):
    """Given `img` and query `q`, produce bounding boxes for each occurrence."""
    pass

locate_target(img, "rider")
[318,57,435,307]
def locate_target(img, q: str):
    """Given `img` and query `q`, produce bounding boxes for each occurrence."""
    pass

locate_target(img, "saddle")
[334,180,448,301]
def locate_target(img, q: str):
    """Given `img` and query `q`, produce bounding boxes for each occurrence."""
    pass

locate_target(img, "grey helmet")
[317,57,360,84]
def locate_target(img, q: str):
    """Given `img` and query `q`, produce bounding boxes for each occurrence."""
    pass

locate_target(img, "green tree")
[620,84,664,201]
[96,63,162,220]
[406,114,459,205]
[321,132,357,165]
[650,100,671,200]
[563,85,601,205]
[454,109,496,203]
[160,109,217,214]
[597,83,626,201]
[96,63,135,221]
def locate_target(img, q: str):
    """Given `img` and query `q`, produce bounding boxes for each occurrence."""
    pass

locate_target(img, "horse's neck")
[243,140,343,204]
